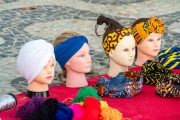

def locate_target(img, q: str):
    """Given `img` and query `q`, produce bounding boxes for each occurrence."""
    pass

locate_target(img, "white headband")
[17,39,55,84]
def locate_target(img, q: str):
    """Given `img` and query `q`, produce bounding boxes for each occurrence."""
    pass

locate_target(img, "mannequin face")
[33,57,55,84]
[109,35,135,67]
[137,32,162,57]
[66,43,91,73]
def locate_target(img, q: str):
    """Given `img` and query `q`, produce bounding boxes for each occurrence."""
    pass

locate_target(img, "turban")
[131,16,165,44]
[103,27,131,56]
[54,35,88,69]
[17,39,55,84]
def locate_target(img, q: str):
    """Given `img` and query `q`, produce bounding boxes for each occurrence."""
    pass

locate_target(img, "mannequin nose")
[129,50,133,57]
[87,54,92,63]
[154,39,160,47]
[47,67,52,73]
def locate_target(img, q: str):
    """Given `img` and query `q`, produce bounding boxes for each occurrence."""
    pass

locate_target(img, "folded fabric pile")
[141,60,172,85]
[16,97,73,120]
[156,72,180,97]
[66,86,127,120]
[142,60,180,97]
[158,45,180,69]
[16,86,128,120]
[93,71,143,98]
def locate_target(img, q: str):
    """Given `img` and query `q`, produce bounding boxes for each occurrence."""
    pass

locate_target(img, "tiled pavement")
[0,0,179,95]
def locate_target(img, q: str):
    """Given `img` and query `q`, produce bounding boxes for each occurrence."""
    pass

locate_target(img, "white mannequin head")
[109,35,135,67]
[95,15,135,77]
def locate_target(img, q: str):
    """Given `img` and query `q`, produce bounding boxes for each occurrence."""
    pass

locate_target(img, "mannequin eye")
[147,39,153,42]
[157,37,161,41]
[78,54,85,57]
[123,48,129,52]
[132,47,135,50]
[51,64,54,67]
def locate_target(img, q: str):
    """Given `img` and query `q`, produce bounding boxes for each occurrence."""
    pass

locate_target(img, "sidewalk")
[0,0,180,96]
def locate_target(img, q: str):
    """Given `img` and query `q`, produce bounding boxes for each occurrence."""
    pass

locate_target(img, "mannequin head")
[54,32,91,87]
[131,16,165,66]
[17,39,55,97]
[109,35,135,67]
[65,43,91,73]
[32,57,55,85]
[95,15,135,77]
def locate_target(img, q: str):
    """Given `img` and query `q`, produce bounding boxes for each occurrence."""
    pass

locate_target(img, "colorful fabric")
[81,97,101,120]
[103,28,131,56]
[70,87,126,120]
[99,107,123,120]
[54,35,88,68]
[156,73,180,97]
[93,71,143,98]
[17,39,55,84]
[131,16,165,44]
[72,86,102,103]
[141,60,172,85]
[16,97,73,120]
[158,46,180,69]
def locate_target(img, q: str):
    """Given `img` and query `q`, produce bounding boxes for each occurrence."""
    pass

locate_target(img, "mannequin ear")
[66,61,70,66]
[136,44,141,48]
[108,50,114,59]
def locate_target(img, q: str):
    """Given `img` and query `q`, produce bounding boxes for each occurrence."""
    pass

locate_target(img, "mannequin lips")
[153,49,159,52]
[46,76,53,80]
[87,64,91,68]
[129,59,134,62]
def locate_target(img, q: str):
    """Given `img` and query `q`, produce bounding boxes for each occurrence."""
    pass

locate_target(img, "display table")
[0,67,180,120]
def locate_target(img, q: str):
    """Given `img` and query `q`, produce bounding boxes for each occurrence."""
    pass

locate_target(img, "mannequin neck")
[135,50,155,66]
[66,70,88,88]
[27,81,49,92]
[108,59,128,77]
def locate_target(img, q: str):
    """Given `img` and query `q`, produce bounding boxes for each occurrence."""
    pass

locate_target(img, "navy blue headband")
[54,35,88,69]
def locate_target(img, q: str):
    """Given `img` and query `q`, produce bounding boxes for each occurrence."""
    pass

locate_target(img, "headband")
[17,39,55,84]
[54,35,88,69]
[131,16,165,44]
[103,27,131,56]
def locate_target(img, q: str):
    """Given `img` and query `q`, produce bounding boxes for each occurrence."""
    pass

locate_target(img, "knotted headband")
[131,16,165,44]
[17,39,55,84]
[103,27,131,56]
[54,35,88,69]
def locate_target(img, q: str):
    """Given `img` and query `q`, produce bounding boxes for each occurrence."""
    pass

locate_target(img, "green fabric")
[72,86,102,103]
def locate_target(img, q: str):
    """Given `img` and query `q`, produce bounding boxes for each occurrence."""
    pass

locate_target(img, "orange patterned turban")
[131,16,165,44]
[103,27,131,56]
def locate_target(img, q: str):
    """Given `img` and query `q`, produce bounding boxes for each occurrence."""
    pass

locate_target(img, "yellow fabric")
[103,27,131,56]
[100,101,109,109]
[131,16,165,44]
[99,107,123,120]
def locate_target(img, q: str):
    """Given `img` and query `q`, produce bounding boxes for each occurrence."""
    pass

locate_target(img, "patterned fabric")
[131,16,165,44]
[93,71,143,98]
[156,73,180,97]
[103,27,131,56]
[142,60,180,97]
[141,60,172,85]
[158,46,180,69]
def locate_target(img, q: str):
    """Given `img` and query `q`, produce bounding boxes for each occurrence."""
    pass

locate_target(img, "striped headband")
[158,46,180,69]
[103,27,131,56]
[131,16,165,44]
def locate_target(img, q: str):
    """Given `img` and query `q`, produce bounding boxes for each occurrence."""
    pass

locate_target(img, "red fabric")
[0,67,180,120]
[82,97,100,120]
